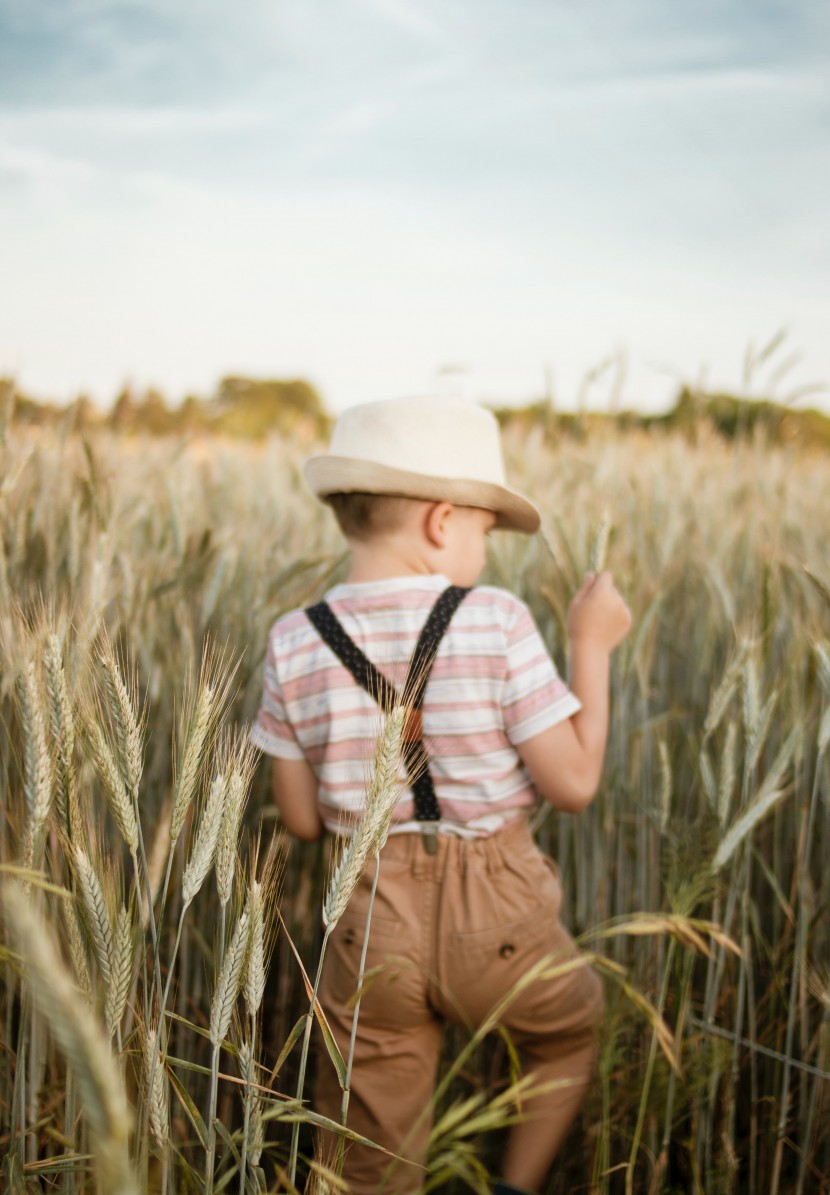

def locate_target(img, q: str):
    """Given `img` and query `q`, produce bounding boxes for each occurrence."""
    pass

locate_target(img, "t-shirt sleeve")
[248,630,306,760]
[502,598,582,744]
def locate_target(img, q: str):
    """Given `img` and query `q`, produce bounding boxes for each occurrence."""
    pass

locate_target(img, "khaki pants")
[314,817,604,1193]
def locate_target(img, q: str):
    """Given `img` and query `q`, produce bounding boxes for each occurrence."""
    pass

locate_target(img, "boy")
[251,395,631,1193]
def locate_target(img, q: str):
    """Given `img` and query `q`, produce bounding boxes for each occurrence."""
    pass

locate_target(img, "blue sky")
[1,0,828,412]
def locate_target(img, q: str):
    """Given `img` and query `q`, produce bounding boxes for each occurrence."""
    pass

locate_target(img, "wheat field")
[1,409,828,1194]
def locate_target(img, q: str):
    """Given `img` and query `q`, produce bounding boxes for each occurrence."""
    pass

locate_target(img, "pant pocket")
[319,908,414,1028]
[445,905,558,1023]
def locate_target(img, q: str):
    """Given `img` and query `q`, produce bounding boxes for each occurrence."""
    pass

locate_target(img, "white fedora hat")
[303,395,540,534]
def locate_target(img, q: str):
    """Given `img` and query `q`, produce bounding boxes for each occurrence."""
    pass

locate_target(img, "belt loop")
[485,829,502,875]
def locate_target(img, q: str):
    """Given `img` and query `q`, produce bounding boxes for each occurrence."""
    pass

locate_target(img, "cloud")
[1,104,273,136]
[358,0,445,41]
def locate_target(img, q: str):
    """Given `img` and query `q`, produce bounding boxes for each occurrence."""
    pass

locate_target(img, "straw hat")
[303,395,540,534]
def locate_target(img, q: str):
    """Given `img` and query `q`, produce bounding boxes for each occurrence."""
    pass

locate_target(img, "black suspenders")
[305,586,471,823]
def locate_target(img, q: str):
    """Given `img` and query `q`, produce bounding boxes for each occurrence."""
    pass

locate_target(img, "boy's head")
[303,396,539,584]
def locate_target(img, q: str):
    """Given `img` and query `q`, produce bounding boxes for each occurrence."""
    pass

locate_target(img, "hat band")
[303,457,540,534]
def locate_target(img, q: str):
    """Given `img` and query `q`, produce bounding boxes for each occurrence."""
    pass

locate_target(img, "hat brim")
[303,456,541,534]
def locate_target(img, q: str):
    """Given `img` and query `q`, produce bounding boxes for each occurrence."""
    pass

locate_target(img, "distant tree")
[179,394,207,432]
[111,386,137,431]
[213,376,329,438]
[139,387,175,434]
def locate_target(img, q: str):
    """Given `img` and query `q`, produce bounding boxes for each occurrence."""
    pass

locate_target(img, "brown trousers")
[314,817,604,1193]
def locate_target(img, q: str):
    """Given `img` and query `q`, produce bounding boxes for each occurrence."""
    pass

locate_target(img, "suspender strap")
[305,585,470,821]
[405,585,471,709]
[304,604,397,713]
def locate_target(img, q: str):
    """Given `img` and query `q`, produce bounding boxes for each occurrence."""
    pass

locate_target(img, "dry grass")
[0,414,829,1193]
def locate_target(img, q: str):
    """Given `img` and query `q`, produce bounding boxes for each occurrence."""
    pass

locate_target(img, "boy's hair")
[325,492,417,541]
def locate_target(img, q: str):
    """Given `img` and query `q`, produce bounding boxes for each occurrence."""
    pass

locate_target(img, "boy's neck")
[345,539,435,584]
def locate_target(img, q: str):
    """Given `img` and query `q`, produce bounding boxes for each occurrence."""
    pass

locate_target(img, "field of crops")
[1,410,828,1194]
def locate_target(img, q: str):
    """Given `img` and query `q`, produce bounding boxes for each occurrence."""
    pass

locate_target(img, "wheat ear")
[712,727,801,871]
[44,633,77,837]
[216,732,257,907]
[105,905,133,1041]
[216,772,243,908]
[73,846,114,986]
[243,881,265,1019]
[718,720,739,827]
[293,707,406,1185]
[98,637,144,804]
[248,1098,264,1166]
[182,771,227,907]
[704,645,747,738]
[61,894,92,1000]
[170,682,215,845]
[85,716,139,854]
[323,707,405,928]
[211,904,251,1048]
[144,1025,169,1146]
[17,657,53,865]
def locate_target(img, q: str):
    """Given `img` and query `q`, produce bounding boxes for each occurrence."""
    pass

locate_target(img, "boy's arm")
[271,757,324,841]
[517,572,630,814]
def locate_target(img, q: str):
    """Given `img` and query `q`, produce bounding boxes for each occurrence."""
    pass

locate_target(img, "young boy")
[251,395,631,1194]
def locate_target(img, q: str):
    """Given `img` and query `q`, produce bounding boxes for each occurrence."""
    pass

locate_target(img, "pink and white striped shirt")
[250,574,581,837]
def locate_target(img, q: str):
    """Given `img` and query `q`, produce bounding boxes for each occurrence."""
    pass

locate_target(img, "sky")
[1,0,829,414]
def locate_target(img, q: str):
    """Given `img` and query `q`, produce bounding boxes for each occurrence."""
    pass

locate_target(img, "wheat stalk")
[295,707,406,1183]
[238,1035,258,1192]
[207,900,252,1194]
[658,739,672,833]
[2,882,137,1194]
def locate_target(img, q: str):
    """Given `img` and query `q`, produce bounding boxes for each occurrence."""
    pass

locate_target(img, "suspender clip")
[421,824,439,855]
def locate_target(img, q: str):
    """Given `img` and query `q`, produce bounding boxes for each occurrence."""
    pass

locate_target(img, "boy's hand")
[568,571,632,652]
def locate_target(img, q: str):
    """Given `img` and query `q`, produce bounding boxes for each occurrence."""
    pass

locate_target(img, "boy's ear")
[424,501,454,548]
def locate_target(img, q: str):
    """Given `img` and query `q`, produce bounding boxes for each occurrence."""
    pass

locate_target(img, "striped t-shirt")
[250,573,581,837]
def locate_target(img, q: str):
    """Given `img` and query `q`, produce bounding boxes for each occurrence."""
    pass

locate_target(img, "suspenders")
[305,586,471,827]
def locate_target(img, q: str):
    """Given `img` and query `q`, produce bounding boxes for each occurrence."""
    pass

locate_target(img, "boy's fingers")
[576,571,596,596]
